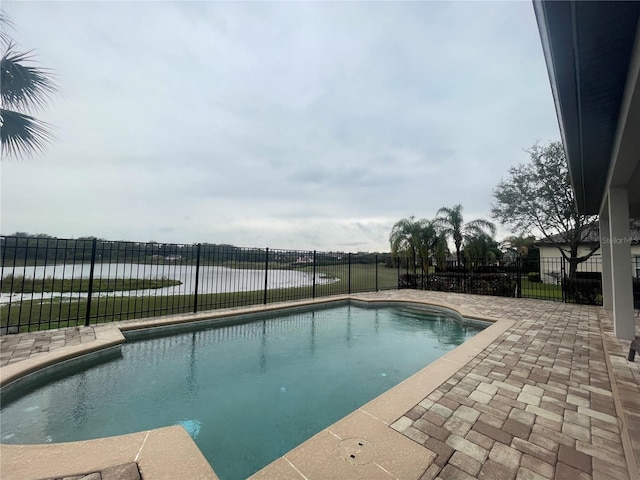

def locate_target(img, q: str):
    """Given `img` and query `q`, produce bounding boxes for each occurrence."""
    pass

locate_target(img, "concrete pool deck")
[1,291,639,480]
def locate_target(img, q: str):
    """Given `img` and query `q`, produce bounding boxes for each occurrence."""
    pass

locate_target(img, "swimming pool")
[1,302,486,480]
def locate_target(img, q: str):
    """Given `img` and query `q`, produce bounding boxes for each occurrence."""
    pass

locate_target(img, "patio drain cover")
[339,438,375,465]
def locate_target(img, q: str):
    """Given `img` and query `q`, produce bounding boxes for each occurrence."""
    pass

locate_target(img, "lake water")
[0,263,338,304]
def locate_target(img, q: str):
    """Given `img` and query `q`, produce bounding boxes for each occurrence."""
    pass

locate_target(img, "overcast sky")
[1,1,560,252]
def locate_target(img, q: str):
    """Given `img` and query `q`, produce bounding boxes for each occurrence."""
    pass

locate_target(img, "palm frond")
[1,108,54,159]
[389,216,437,259]
[0,12,14,47]
[1,44,57,111]
[465,218,497,237]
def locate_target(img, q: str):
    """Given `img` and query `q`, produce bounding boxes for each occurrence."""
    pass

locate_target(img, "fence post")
[375,254,379,291]
[348,253,352,295]
[426,257,430,291]
[397,257,400,289]
[85,238,97,327]
[312,250,317,298]
[516,256,522,298]
[264,248,269,305]
[193,243,201,313]
[561,256,566,303]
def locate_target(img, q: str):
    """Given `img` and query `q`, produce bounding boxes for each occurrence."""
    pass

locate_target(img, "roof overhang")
[533,1,640,216]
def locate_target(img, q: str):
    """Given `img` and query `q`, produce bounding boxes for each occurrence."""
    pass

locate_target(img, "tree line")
[389,206,500,272]
[0,234,393,267]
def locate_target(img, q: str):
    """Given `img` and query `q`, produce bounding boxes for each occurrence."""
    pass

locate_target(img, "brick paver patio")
[42,462,141,480]
[0,326,97,367]
[1,291,639,480]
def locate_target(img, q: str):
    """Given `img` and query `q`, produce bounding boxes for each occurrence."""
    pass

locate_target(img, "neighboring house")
[294,256,314,264]
[535,221,640,283]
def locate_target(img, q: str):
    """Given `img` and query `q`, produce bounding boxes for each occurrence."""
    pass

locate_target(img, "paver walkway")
[1,291,639,480]
[360,291,640,480]
[0,326,97,367]
[42,462,140,480]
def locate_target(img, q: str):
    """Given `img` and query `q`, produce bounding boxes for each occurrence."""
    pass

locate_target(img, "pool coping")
[0,294,511,480]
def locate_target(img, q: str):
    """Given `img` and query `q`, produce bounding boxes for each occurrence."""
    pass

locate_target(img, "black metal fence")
[1,236,400,333]
[395,255,633,307]
[3,235,637,334]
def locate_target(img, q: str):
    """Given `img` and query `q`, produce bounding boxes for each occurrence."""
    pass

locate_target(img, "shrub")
[528,272,541,283]
[398,274,419,289]
[422,272,516,297]
[564,275,602,305]
[575,272,602,281]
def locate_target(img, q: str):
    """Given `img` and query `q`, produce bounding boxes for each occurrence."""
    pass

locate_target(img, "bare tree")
[491,141,598,278]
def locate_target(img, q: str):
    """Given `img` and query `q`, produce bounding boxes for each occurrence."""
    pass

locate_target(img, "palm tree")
[434,204,496,266]
[389,216,438,273]
[463,233,501,268]
[1,13,57,159]
[433,232,450,271]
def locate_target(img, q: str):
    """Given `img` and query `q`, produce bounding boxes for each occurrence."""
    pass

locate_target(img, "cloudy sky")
[1,1,560,252]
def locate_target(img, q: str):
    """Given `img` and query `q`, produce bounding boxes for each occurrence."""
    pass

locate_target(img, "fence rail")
[397,254,638,307]
[3,235,638,333]
[1,236,397,333]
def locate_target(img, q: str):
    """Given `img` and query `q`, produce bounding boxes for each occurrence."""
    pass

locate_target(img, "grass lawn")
[520,278,563,300]
[1,276,180,294]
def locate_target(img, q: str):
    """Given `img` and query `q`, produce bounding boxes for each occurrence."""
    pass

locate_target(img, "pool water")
[1,303,484,479]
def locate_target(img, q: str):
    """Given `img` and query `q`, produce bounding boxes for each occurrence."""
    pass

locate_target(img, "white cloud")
[1,1,559,252]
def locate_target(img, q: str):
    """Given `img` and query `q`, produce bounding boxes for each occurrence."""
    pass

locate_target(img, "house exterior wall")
[538,245,640,283]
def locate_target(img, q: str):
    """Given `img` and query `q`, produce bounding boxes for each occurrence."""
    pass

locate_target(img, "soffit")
[535,1,640,214]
